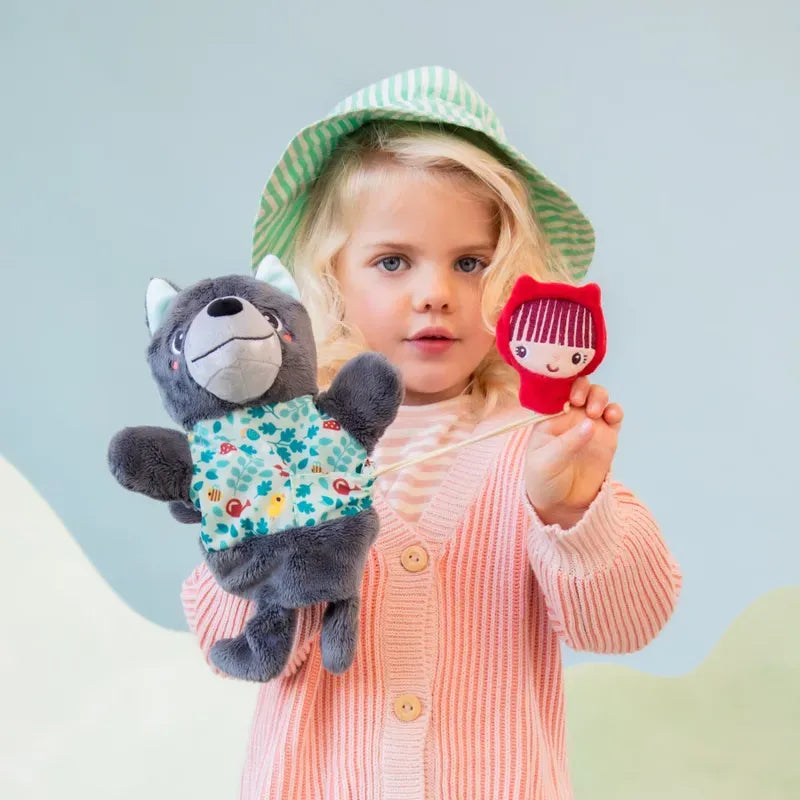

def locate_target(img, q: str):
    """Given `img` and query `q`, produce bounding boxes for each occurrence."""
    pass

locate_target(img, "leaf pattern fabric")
[188,395,374,552]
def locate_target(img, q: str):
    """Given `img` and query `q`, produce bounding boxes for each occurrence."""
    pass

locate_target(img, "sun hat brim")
[252,68,595,279]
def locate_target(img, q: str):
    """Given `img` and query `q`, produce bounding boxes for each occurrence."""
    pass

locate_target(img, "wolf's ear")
[145,278,180,336]
[254,254,300,301]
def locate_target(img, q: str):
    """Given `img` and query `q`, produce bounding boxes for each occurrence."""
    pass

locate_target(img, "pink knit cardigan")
[181,409,683,800]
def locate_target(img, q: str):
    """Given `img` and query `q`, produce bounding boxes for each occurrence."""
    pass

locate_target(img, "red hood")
[495,276,607,414]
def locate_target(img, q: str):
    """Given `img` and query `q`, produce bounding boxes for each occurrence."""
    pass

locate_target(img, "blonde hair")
[288,121,573,419]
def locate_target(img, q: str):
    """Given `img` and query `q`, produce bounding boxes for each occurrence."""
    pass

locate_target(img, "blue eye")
[455,257,487,274]
[377,256,407,273]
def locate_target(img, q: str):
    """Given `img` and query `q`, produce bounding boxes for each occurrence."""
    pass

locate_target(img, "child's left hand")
[524,378,623,528]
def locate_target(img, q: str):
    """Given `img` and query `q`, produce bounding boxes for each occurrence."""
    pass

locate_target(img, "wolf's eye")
[264,311,283,332]
[170,330,185,354]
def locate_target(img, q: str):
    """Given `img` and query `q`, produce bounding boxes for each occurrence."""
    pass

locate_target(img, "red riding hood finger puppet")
[495,276,607,414]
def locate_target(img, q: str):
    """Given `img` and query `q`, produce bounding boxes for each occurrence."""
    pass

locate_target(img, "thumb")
[533,418,594,479]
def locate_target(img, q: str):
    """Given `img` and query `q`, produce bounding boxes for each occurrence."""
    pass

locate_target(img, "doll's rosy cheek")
[540,345,596,378]
[559,346,596,377]
[510,340,550,374]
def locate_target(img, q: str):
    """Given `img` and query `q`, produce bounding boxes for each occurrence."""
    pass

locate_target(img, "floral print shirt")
[188,395,375,552]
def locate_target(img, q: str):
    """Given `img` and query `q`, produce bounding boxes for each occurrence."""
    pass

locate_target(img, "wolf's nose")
[207,297,243,317]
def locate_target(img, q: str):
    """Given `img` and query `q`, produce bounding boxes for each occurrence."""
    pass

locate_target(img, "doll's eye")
[170,330,185,354]
[515,345,527,358]
[572,352,582,365]
[264,311,283,332]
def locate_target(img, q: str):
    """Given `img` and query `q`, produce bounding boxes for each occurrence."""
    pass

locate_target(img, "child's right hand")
[524,378,623,528]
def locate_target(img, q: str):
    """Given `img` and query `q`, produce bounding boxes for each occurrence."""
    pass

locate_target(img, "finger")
[585,385,610,418]
[603,403,624,426]
[533,417,594,479]
[532,406,583,438]
[569,377,591,407]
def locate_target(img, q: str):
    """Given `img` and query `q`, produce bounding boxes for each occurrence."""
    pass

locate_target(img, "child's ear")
[255,254,301,301]
[145,278,180,336]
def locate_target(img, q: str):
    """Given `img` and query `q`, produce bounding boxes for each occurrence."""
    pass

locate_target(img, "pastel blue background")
[2,0,797,676]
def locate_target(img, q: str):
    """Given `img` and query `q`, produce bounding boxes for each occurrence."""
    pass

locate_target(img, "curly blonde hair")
[286,121,574,419]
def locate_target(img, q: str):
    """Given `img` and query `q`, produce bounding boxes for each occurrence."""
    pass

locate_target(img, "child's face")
[336,165,497,405]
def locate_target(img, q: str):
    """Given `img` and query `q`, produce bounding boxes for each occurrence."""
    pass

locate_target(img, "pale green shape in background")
[566,586,800,799]
[2,453,798,798]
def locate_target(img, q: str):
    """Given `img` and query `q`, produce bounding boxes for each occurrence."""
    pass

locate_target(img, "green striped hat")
[252,65,595,279]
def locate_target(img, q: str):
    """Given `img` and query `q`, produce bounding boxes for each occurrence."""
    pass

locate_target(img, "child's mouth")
[546,364,559,372]
[408,336,456,354]
[407,329,457,354]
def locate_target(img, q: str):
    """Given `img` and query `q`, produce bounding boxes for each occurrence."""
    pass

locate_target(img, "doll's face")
[510,340,595,378]
[507,296,597,379]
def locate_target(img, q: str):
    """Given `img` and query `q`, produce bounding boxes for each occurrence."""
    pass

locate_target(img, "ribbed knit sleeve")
[524,476,683,654]
[180,562,324,679]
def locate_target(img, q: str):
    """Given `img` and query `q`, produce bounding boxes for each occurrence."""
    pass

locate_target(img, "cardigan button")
[400,544,429,573]
[394,694,422,722]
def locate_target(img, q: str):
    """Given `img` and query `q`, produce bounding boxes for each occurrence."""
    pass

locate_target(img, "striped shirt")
[372,395,475,524]
[181,400,682,799]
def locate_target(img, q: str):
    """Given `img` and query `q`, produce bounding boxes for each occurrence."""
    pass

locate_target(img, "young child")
[181,66,682,800]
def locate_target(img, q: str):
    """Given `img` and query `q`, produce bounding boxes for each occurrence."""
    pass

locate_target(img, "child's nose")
[411,266,454,312]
